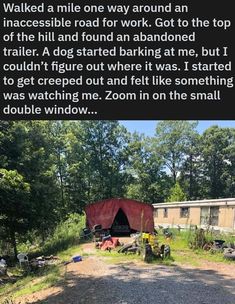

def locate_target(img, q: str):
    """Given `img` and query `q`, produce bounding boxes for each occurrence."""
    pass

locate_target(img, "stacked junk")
[203,238,235,259]
[84,224,171,262]
[188,227,235,260]
[118,232,171,262]
[84,224,235,262]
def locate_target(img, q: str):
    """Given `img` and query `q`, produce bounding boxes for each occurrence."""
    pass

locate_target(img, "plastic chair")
[17,253,29,267]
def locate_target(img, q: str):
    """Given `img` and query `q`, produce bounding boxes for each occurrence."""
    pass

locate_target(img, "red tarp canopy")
[85,198,154,232]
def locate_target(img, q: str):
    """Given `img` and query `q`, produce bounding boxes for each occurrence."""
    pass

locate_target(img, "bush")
[41,213,85,255]
[187,227,235,250]
[188,228,207,249]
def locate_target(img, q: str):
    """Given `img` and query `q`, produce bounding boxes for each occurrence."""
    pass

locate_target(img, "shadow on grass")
[21,261,235,304]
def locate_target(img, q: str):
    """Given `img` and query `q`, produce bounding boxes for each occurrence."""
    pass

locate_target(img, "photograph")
[1,0,234,303]
[0,120,234,304]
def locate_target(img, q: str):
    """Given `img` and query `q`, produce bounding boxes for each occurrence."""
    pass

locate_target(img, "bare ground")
[15,242,235,304]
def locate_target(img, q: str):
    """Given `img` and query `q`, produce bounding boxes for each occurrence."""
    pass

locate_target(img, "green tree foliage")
[167,182,187,202]
[0,122,60,241]
[18,122,60,239]
[155,121,198,183]
[79,121,130,200]
[0,121,234,255]
[179,132,204,200]
[0,169,30,258]
[126,133,172,203]
[200,126,235,198]
[63,121,130,212]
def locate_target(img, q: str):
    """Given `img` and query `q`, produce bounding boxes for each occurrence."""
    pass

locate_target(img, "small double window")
[180,207,189,218]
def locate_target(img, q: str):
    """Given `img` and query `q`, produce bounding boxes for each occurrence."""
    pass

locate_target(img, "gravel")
[76,262,235,304]
[18,255,235,304]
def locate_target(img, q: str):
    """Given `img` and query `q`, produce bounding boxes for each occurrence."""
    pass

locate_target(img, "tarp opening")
[111,208,131,235]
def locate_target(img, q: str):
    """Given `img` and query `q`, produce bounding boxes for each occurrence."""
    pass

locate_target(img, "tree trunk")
[189,154,193,199]
[10,228,18,260]
[57,151,65,207]
[173,170,177,184]
[172,151,177,184]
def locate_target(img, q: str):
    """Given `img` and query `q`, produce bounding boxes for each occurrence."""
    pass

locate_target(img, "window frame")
[200,206,219,226]
[163,208,168,218]
[180,207,190,218]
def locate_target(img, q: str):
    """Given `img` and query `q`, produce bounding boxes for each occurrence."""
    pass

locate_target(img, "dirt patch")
[185,260,235,280]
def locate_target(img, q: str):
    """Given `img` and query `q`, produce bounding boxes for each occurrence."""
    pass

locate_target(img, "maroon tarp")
[85,198,154,232]
[100,237,120,251]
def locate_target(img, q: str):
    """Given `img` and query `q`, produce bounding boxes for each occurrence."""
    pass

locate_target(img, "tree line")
[0,121,234,257]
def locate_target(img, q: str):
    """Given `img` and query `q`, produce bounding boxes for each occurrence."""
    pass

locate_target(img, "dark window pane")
[180,207,189,218]
[163,208,168,218]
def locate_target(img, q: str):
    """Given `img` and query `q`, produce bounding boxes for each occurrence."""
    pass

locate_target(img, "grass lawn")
[0,264,64,302]
[157,229,235,266]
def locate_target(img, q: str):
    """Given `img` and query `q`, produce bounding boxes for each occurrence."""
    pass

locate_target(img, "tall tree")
[155,121,198,184]
[179,132,204,199]
[0,121,60,240]
[201,126,235,198]
[0,169,30,258]
[125,133,172,203]
[64,121,130,208]
[61,121,90,213]
[48,121,70,215]
[22,122,61,238]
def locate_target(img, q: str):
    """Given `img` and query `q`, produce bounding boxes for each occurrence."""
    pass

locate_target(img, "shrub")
[41,213,85,255]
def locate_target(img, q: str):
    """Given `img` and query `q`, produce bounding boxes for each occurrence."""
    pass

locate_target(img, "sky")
[119,121,235,136]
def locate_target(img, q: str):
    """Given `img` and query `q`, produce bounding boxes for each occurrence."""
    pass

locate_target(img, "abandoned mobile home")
[153,198,235,232]
[85,198,154,235]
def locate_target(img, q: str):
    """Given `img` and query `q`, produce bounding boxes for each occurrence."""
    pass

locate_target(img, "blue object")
[72,255,82,262]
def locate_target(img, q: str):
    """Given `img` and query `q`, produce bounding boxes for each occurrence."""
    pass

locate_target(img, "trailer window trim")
[163,208,168,218]
[154,209,158,218]
[180,207,190,218]
[200,206,219,226]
